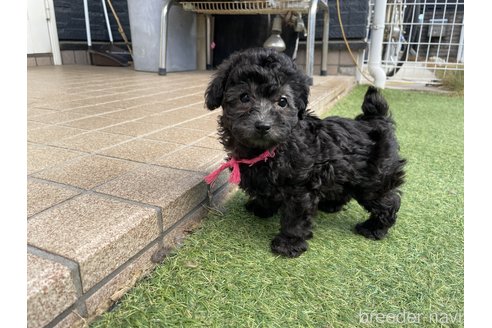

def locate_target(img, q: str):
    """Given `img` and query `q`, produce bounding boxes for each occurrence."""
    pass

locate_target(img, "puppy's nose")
[255,121,271,134]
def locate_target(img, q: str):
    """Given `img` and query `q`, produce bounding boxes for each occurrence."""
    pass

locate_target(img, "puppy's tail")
[358,86,389,119]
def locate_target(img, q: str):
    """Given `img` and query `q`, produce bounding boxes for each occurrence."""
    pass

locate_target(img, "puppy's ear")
[205,71,226,110]
[292,74,311,119]
[205,58,235,110]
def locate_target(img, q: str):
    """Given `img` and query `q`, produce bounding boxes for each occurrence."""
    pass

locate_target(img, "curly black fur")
[205,48,406,257]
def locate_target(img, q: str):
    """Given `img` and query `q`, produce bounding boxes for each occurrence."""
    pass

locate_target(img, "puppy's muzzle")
[255,121,271,135]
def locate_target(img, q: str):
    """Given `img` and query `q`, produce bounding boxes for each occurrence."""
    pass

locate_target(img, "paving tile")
[101,121,163,137]
[176,117,218,132]
[154,98,204,111]
[27,144,85,175]
[27,179,81,217]
[69,103,123,115]
[119,91,152,99]
[178,106,208,117]
[144,127,210,144]
[36,100,91,111]
[206,110,221,119]
[62,116,122,130]
[154,146,225,172]
[98,139,179,163]
[32,155,140,189]
[193,134,223,150]
[49,131,132,153]
[95,165,206,231]
[27,194,160,292]
[135,113,188,126]
[158,86,205,98]
[100,108,154,120]
[27,254,78,328]
[27,125,86,144]
[27,108,57,119]
[74,95,131,106]
[30,111,89,125]
[106,98,149,109]
[137,107,206,126]
[79,90,113,98]
[28,121,50,131]
[121,102,165,112]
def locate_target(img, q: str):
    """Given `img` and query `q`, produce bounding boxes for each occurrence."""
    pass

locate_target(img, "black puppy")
[204,48,406,257]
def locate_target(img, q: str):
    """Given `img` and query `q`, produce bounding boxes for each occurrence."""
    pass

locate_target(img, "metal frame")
[159,0,329,77]
[363,0,464,84]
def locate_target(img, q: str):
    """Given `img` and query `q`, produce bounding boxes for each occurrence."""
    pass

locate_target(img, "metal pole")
[159,0,174,75]
[83,0,92,47]
[206,15,212,70]
[321,5,329,76]
[457,16,464,63]
[368,0,388,88]
[101,0,114,43]
[306,0,319,78]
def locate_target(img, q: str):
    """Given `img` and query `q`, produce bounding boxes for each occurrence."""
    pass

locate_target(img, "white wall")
[27,0,52,54]
[27,0,61,64]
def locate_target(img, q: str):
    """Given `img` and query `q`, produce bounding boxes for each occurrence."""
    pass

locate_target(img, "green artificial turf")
[92,86,464,328]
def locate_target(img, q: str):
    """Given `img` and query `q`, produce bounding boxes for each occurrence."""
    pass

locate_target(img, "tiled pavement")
[27,65,355,328]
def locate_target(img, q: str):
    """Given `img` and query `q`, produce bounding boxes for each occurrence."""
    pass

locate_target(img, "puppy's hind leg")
[245,196,281,218]
[355,191,401,240]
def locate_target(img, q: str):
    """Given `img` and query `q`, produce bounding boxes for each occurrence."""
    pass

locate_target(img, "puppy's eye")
[240,93,250,103]
[278,97,288,108]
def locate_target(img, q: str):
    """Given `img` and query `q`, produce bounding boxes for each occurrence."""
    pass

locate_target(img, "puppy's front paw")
[271,234,308,258]
[245,199,277,218]
[354,221,388,240]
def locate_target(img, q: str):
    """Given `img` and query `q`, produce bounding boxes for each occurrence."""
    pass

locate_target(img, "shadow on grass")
[215,191,370,248]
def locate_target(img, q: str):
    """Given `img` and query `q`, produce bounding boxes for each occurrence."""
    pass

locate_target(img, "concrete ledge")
[27,253,79,328]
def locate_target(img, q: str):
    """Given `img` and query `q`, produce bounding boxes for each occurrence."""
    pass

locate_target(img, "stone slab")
[27,143,85,175]
[31,155,140,190]
[27,179,81,217]
[94,165,207,231]
[98,139,180,164]
[27,193,160,292]
[27,254,78,328]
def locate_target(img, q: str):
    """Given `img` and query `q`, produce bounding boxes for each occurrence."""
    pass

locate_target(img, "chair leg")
[159,0,174,75]
[206,14,213,70]
[306,0,319,79]
[321,8,329,76]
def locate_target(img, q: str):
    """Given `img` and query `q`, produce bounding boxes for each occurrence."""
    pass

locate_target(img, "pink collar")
[204,148,276,185]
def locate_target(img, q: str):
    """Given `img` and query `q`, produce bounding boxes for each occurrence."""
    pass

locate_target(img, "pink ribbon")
[204,148,276,185]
